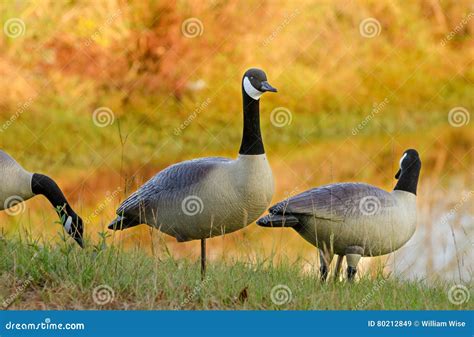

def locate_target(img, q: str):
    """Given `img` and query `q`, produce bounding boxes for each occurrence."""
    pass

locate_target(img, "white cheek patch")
[64,216,73,233]
[243,77,263,100]
[399,153,408,168]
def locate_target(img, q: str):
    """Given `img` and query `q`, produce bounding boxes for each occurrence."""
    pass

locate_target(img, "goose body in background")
[109,68,277,276]
[257,149,421,280]
[0,150,84,247]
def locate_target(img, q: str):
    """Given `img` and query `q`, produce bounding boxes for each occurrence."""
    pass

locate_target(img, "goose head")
[62,212,84,247]
[242,68,277,100]
[395,149,421,179]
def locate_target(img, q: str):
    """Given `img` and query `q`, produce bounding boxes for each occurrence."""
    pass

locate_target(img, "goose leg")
[319,249,333,281]
[200,238,206,279]
[345,246,364,281]
[334,255,344,280]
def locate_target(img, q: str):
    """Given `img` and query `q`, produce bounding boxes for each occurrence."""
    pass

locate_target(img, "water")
[389,204,473,283]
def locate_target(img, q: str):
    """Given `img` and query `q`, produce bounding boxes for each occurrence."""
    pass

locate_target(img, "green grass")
[1,234,471,310]
[0,1,472,311]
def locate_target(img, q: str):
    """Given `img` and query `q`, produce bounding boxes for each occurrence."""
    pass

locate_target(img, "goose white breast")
[257,149,421,281]
[109,68,278,276]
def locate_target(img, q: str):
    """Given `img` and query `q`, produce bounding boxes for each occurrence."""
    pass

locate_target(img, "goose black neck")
[239,91,264,155]
[31,173,75,217]
[394,162,421,195]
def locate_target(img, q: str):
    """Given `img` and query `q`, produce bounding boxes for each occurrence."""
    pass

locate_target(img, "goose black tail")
[108,215,140,230]
[256,214,299,228]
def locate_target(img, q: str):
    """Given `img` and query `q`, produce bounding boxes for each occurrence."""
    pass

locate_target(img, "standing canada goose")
[0,150,84,247]
[257,149,421,281]
[109,68,277,276]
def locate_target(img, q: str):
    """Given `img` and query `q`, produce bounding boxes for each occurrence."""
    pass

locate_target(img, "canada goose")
[257,149,421,281]
[0,150,84,247]
[109,68,277,276]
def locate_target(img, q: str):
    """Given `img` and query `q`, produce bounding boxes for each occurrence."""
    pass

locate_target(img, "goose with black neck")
[0,150,84,247]
[109,68,277,277]
[257,149,421,281]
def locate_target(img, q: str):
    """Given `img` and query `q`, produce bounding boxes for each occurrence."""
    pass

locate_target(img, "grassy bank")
[0,236,471,310]
[0,1,472,299]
